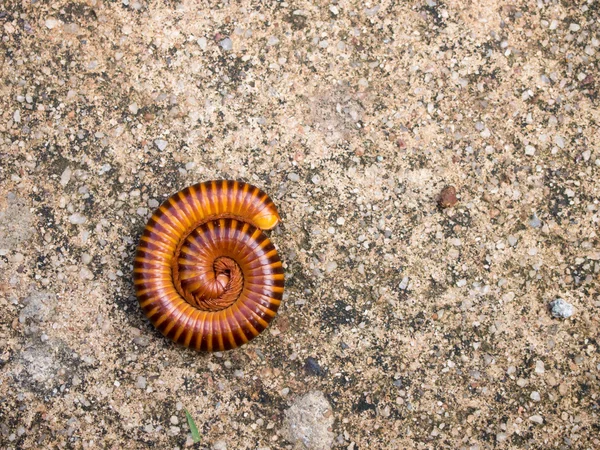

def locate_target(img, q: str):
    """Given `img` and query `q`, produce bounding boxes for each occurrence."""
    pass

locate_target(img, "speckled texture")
[0,1,599,449]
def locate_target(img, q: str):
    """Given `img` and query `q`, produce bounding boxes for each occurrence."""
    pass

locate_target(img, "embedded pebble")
[213,441,227,450]
[136,376,147,389]
[68,213,87,225]
[220,38,232,51]
[550,298,573,319]
[154,139,168,151]
[529,415,544,424]
[45,18,59,29]
[281,391,334,450]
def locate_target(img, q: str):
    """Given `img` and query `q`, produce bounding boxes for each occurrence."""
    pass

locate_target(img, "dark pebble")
[304,357,324,376]
[438,185,458,208]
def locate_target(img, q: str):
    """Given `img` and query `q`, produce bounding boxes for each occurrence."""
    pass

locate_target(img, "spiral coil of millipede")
[134,180,284,351]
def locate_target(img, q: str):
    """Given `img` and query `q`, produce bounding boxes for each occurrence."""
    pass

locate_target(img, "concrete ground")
[1,0,599,449]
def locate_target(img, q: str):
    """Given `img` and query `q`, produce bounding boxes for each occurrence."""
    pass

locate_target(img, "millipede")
[133,180,284,351]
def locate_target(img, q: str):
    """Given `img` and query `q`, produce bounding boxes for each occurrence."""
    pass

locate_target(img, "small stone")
[529,415,543,424]
[582,150,591,161]
[550,298,573,319]
[530,391,541,402]
[507,235,518,246]
[282,391,334,450]
[69,213,87,225]
[128,103,139,114]
[569,23,581,31]
[81,253,92,265]
[535,360,545,374]
[45,18,59,29]
[529,212,541,228]
[13,110,21,123]
[136,376,147,389]
[399,276,409,290]
[198,36,207,50]
[336,217,345,226]
[287,172,300,182]
[154,139,168,151]
[213,441,227,450]
[60,167,72,186]
[325,261,337,273]
[525,145,536,156]
[496,432,507,442]
[220,38,232,51]
[170,416,179,425]
[267,36,280,46]
[79,267,94,280]
[133,336,150,347]
[304,357,324,376]
[438,186,458,208]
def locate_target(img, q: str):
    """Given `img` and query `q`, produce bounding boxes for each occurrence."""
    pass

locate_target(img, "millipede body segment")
[133,180,284,351]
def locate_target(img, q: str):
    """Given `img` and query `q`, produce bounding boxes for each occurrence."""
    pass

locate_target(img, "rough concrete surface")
[0,0,599,449]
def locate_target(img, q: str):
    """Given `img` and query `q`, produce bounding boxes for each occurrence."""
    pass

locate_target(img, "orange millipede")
[133,180,284,351]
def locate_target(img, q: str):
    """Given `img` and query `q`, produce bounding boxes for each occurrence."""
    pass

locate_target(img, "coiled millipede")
[133,180,284,351]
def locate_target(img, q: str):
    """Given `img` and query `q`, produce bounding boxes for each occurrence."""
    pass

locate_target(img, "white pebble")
[550,298,573,319]
[69,213,87,225]
[213,440,227,450]
[530,391,541,402]
[399,276,409,290]
[525,145,536,156]
[79,267,94,280]
[198,37,208,50]
[60,167,72,186]
[136,376,147,389]
[220,38,233,51]
[154,139,168,151]
[287,173,300,182]
[128,103,138,114]
[535,360,545,374]
[529,415,543,424]
[336,217,345,226]
[554,135,565,148]
[45,18,59,29]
